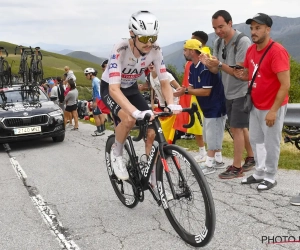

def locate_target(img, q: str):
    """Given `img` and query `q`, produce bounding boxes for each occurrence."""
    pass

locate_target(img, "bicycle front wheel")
[105,135,139,208]
[156,144,215,247]
[36,60,43,83]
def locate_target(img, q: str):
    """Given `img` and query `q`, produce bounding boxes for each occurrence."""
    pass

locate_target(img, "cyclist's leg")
[127,92,156,184]
[127,92,155,155]
[101,81,135,180]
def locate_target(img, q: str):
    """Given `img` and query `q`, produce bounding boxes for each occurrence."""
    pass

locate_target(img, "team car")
[0,84,65,143]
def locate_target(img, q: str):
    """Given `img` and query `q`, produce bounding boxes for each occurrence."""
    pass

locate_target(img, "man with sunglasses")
[204,10,255,180]
[101,10,181,180]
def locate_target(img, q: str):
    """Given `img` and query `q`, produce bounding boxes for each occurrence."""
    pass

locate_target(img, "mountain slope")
[66,51,107,65]
[163,16,300,72]
[0,41,101,87]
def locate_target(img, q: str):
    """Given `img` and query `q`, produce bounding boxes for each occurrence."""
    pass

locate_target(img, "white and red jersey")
[101,39,168,88]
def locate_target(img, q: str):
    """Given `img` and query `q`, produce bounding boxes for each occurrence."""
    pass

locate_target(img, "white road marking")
[9,156,80,250]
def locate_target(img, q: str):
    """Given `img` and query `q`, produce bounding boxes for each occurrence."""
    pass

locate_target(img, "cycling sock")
[215,152,223,163]
[205,156,215,168]
[199,146,207,156]
[101,124,105,131]
[113,140,124,157]
[97,126,102,132]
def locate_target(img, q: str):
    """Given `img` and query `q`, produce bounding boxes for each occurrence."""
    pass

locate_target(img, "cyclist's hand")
[132,110,154,120]
[167,104,182,114]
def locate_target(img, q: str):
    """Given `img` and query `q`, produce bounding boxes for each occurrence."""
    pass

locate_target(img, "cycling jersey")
[92,77,101,101]
[101,39,168,89]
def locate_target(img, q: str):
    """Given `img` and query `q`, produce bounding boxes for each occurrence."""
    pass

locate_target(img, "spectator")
[204,10,255,179]
[147,62,180,143]
[47,79,55,97]
[235,13,290,190]
[57,76,65,111]
[50,79,58,103]
[84,67,106,136]
[101,59,108,72]
[174,39,226,175]
[64,79,79,130]
[64,66,76,85]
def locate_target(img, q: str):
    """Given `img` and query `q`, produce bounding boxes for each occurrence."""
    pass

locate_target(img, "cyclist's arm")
[109,84,139,115]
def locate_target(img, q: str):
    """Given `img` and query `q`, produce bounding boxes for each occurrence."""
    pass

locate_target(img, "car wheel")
[52,134,65,142]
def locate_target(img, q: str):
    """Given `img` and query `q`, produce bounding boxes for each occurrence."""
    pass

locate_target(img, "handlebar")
[0,47,8,57]
[132,102,202,142]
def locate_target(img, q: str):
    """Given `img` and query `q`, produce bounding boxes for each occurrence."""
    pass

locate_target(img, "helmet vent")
[139,20,146,30]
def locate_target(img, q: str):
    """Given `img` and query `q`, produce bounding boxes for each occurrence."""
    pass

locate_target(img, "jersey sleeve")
[107,43,126,85]
[167,72,175,82]
[152,45,169,81]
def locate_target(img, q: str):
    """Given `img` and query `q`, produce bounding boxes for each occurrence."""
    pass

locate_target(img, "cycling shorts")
[100,80,149,123]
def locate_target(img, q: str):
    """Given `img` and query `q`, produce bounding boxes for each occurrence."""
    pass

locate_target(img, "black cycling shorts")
[100,80,149,123]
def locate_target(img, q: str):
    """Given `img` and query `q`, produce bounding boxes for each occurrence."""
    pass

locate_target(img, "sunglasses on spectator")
[137,35,158,44]
[222,46,226,60]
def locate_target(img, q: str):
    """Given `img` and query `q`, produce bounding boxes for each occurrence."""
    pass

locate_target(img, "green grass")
[81,118,300,170]
[175,132,300,171]
[0,41,101,87]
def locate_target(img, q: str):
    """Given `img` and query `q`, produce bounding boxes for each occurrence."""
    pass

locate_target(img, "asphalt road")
[0,122,299,250]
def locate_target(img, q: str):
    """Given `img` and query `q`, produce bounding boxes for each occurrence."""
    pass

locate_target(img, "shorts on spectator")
[65,104,77,112]
[226,96,249,128]
[203,115,226,150]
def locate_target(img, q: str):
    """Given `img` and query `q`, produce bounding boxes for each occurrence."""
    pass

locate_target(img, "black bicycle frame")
[127,103,199,194]
[127,117,168,191]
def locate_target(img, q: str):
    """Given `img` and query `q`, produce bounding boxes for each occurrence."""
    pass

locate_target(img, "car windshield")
[0,87,48,104]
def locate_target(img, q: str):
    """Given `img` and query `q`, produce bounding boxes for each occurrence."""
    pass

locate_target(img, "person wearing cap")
[174,39,226,175]
[234,13,290,191]
[203,10,255,180]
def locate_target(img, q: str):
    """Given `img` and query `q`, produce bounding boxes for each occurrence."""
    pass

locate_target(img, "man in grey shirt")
[205,10,255,179]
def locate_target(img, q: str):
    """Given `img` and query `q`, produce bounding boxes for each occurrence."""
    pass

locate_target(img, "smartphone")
[229,65,244,69]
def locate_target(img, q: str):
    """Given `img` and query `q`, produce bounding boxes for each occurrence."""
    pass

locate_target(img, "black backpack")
[57,82,65,103]
[216,32,247,56]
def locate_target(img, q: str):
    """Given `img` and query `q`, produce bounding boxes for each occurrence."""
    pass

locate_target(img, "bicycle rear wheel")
[0,61,3,88]
[2,60,10,86]
[156,144,215,247]
[36,60,43,83]
[105,135,139,208]
[22,62,30,84]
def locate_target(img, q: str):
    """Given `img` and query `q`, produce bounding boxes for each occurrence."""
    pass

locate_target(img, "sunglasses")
[222,45,226,60]
[137,35,158,44]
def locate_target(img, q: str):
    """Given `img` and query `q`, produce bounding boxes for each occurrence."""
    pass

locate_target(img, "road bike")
[15,45,32,85]
[105,104,216,247]
[0,47,11,88]
[29,47,43,83]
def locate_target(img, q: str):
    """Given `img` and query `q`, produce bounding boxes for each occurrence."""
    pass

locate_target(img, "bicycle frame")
[127,118,168,191]
[126,104,199,200]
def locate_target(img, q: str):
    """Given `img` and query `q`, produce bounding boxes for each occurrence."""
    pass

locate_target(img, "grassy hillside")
[66,51,107,65]
[0,41,101,87]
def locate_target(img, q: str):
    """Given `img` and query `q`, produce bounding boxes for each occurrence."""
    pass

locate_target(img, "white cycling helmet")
[84,68,97,76]
[129,10,159,36]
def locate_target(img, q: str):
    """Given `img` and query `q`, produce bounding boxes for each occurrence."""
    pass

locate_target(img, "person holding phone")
[203,10,255,179]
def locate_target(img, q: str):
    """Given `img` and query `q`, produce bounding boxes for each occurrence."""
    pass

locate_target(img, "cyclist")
[84,68,106,136]
[101,10,182,180]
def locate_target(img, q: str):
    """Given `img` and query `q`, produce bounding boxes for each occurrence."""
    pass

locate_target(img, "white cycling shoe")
[111,152,129,180]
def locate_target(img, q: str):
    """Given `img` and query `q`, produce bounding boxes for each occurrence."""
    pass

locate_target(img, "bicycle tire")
[2,60,10,86]
[156,144,215,247]
[36,60,43,83]
[0,61,3,88]
[22,62,30,84]
[105,135,139,208]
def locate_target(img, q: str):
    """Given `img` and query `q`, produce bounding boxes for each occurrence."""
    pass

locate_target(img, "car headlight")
[49,110,63,117]
[49,110,63,124]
